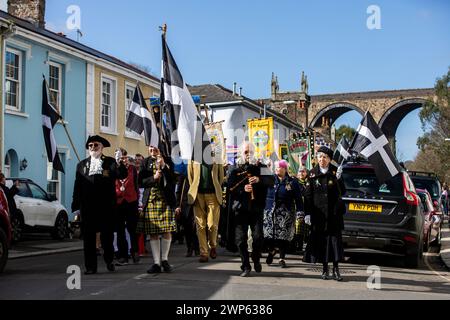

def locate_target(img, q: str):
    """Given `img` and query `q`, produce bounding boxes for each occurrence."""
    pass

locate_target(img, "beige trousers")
[193,193,220,257]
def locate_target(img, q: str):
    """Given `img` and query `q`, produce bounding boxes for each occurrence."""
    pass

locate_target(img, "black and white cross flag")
[332,135,351,167]
[350,111,402,184]
[126,84,159,147]
[42,78,64,174]
[161,35,212,164]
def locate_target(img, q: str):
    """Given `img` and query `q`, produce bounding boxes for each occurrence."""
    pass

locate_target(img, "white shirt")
[89,157,103,176]
[319,167,329,175]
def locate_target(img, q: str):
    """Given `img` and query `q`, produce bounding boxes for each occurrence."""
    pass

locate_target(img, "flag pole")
[160,23,168,157]
[43,75,81,162]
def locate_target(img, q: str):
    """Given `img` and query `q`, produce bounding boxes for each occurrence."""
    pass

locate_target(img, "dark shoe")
[199,256,209,263]
[333,267,343,282]
[279,259,287,268]
[96,248,102,256]
[210,248,217,259]
[161,260,173,273]
[254,262,262,273]
[106,263,116,272]
[321,267,329,280]
[186,248,194,257]
[115,258,129,266]
[147,264,162,274]
[240,268,251,277]
[84,269,97,275]
[132,255,140,264]
[266,251,275,265]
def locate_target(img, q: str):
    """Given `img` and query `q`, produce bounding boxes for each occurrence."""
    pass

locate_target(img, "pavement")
[8,234,83,260]
[439,216,450,270]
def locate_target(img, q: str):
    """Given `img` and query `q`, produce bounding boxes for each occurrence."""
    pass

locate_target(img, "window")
[48,62,62,112]
[47,161,61,201]
[5,49,22,111]
[125,84,135,133]
[101,76,116,132]
[29,183,48,201]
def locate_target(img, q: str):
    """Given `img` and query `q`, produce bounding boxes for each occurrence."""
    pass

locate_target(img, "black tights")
[323,261,339,271]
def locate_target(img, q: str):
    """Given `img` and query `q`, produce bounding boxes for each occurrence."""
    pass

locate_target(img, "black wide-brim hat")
[85,135,111,149]
[317,146,334,159]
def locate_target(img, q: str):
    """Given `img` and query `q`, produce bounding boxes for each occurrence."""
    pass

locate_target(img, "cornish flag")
[42,79,64,174]
[332,135,351,166]
[350,111,402,184]
[161,35,212,164]
[126,85,159,147]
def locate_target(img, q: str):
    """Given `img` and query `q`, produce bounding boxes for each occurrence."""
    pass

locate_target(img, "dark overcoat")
[72,155,127,233]
[263,174,304,242]
[139,156,176,209]
[303,165,346,263]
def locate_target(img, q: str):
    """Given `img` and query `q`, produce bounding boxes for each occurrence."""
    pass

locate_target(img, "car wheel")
[51,212,68,240]
[0,228,8,273]
[10,212,24,243]
[405,241,423,269]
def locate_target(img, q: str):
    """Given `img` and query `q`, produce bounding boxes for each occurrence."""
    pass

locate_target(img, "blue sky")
[40,0,449,161]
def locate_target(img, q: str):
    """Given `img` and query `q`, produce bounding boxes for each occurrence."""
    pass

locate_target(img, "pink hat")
[276,160,289,169]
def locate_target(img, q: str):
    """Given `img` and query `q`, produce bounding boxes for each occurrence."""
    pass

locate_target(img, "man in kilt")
[137,145,177,274]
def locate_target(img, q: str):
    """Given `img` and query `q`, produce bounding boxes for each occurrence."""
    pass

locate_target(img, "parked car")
[409,171,443,212]
[0,187,11,273]
[417,188,442,252]
[5,179,70,241]
[341,159,424,268]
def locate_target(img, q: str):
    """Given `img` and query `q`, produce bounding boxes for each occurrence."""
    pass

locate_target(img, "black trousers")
[82,227,114,271]
[181,206,199,251]
[116,201,139,260]
[266,239,290,260]
[235,212,263,270]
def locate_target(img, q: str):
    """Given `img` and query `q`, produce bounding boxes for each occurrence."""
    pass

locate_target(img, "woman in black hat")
[303,146,346,281]
[72,135,127,275]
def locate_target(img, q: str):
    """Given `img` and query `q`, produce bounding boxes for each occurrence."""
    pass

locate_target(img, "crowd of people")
[71,135,348,281]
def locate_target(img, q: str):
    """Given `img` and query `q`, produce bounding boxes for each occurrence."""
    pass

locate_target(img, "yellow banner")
[247,117,274,161]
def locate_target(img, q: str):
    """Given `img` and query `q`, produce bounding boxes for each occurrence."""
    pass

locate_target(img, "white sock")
[150,240,161,266]
[161,238,172,262]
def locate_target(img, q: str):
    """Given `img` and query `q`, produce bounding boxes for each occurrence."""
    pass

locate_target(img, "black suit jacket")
[72,155,127,232]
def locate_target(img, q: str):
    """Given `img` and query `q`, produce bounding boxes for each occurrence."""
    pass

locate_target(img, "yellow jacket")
[187,161,224,205]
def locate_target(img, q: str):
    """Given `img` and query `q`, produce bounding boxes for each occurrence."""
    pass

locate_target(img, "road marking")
[133,274,149,280]
[424,252,450,283]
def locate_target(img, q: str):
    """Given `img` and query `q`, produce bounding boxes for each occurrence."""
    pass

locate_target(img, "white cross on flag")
[350,111,403,184]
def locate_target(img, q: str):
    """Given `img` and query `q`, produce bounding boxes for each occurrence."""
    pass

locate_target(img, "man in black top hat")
[72,135,127,275]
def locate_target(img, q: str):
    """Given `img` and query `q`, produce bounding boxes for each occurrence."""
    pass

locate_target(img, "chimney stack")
[8,0,46,29]
[233,82,237,96]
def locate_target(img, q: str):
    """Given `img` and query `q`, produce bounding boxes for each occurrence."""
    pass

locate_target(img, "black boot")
[322,264,329,280]
[333,265,343,282]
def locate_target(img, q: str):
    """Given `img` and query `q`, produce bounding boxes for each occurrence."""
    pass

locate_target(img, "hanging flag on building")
[350,111,402,184]
[247,117,274,162]
[161,35,212,164]
[332,135,351,167]
[42,78,64,174]
[126,85,159,147]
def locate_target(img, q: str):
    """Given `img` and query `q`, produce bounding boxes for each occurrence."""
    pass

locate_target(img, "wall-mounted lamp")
[20,158,28,171]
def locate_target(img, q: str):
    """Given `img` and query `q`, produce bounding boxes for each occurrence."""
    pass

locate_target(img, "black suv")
[408,172,443,212]
[341,160,424,268]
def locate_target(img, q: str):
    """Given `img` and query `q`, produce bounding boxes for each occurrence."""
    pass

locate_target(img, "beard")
[89,150,102,159]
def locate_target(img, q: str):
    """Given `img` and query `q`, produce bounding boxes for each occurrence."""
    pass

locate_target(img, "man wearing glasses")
[72,135,127,275]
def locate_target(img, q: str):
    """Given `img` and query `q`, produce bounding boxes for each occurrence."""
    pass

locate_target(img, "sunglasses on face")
[88,143,100,148]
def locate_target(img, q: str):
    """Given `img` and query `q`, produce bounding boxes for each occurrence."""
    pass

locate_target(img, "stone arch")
[379,98,429,138]
[310,102,365,128]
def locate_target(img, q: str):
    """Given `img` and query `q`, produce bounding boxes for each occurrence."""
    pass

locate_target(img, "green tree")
[335,125,356,143]
[413,68,450,182]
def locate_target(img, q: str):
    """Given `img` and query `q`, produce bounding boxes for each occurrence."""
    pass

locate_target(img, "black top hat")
[85,135,111,149]
[317,146,333,159]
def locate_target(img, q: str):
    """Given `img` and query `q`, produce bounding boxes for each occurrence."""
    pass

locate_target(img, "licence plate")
[349,203,382,213]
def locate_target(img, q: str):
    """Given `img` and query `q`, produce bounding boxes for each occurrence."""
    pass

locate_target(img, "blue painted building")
[1,12,87,213]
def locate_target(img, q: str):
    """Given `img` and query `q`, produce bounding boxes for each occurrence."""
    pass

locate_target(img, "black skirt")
[303,230,344,264]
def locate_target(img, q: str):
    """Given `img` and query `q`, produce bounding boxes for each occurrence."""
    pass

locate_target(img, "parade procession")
[0,0,449,303]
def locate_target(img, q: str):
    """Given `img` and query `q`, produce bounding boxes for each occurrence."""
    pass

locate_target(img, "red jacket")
[116,165,139,204]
